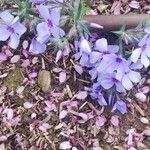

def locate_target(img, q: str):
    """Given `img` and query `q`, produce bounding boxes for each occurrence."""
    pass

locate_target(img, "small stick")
[84,14,150,31]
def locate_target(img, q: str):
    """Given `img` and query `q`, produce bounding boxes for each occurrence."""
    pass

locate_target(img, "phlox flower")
[97,54,129,81]
[90,38,119,64]
[100,73,126,93]
[36,5,65,43]
[85,83,107,106]
[29,37,46,54]
[130,35,150,68]
[0,11,26,49]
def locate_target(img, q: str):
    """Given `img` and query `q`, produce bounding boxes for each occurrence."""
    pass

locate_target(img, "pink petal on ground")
[10,55,20,63]
[135,92,146,102]
[129,1,140,9]
[3,108,14,120]
[5,49,13,57]
[63,45,70,56]
[110,115,119,127]
[75,91,88,100]
[114,1,121,15]
[59,110,68,120]
[139,86,150,94]
[16,86,25,94]
[22,49,29,58]
[96,116,106,128]
[21,59,30,68]
[59,71,67,83]
[39,123,51,132]
[74,64,83,75]
[56,50,63,63]
[79,113,88,121]
[28,72,37,79]
[0,136,7,142]
[0,53,8,61]
[59,141,72,150]
[23,40,29,49]
[23,102,33,109]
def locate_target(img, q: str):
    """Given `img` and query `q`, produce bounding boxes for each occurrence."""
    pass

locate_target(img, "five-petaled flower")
[130,35,150,68]
[0,11,27,49]
[36,5,65,43]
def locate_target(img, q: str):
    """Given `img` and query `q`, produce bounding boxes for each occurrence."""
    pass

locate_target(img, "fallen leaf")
[38,70,51,93]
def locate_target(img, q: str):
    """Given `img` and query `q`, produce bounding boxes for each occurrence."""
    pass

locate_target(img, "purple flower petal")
[9,34,20,49]
[74,64,83,75]
[59,71,67,83]
[55,50,63,63]
[113,100,127,114]
[38,5,50,20]
[0,53,8,61]
[110,115,119,127]
[129,1,140,9]
[0,11,14,24]
[29,37,46,54]
[0,25,11,41]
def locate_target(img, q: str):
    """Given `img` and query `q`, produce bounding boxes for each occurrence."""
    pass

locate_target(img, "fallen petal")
[10,55,20,63]
[23,102,33,109]
[59,141,72,149]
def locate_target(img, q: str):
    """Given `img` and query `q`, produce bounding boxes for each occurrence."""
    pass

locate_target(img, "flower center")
[47,19,53,28]
[116,57,122,63]
[112,77,118,83]
[142,44,147,51]
[7,26,14,33]
[103,51,110,54]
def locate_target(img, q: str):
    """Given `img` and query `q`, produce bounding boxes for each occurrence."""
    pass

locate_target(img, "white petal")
[0,11,14,24]
[95,38,108,52]
[9,34,20,49]
[80,39,91,53]
[59,141,72,149]
[130,48,141,63]
[122,75,133,90]
[141,53,150,68]
[128,71,141,83]
[0,25,11,41]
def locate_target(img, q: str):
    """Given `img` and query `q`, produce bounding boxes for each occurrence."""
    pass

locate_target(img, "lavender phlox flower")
[97,54,129,80]
[112,100,127,114]
[100,73,126,93]
[36,5,65,43]
[29,37,46,54]
[90,38,119,64]
[75,38,92,66]
[0,11,26,49]
[85,83,107,106]
[120,69,141,90]
[130,35,150,68]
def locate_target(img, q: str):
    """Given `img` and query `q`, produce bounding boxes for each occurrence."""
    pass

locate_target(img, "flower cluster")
[75,33,150,113]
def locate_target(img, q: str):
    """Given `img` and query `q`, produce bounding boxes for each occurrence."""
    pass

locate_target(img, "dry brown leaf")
[38,70,51,93]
